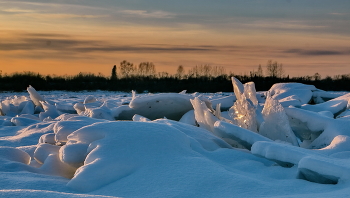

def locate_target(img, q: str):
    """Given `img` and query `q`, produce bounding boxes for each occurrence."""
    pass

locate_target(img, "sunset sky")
[1,0,349,77]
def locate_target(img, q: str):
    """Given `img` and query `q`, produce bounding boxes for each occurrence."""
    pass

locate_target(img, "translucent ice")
[27,85,45,107]
[259,96,299,146]
[190,97,219,132]
[228,77,258,132]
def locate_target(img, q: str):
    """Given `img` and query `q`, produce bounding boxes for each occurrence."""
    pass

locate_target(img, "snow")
[0,83,350,197]
[214,121,272,149]
[301,93,350,115]
[268,83,316,107]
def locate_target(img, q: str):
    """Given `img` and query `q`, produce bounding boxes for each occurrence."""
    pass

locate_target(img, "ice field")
[1,78,350,197]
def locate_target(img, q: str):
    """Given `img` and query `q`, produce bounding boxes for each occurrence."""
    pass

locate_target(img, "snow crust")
[0,83,350,197]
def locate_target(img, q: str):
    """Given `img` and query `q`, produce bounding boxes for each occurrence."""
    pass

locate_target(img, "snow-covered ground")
[1,80,350,197]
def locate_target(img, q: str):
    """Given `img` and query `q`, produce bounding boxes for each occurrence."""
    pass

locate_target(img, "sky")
[0,0,349,77]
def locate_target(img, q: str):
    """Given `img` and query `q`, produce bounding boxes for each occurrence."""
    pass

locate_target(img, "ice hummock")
[228,77,258,132]
[0,84,350,196]
[259,95,299,146]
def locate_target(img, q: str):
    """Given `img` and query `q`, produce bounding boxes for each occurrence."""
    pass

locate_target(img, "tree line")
[0,60,349,92]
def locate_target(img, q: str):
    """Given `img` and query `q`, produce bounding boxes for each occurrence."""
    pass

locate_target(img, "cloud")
[283,49,350,56]
[2,11,108,19]
[26,13,107,19]
[119,10,176,18]
[243,20,327,31]
[0,32,221,60]
[0,0,108,11]
[0,1,110,19]
[2,8,35,13]
[329,13,349,16]
[2,31,349,61]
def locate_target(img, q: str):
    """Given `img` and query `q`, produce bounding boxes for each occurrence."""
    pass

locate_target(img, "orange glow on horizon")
[1,8,349,78]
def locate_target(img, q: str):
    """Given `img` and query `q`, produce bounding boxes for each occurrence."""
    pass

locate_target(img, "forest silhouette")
[1,60,349,92]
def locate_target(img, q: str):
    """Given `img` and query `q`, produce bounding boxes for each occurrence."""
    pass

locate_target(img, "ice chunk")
[231,77,244,101]
[19,101,35,115]
[191,97,219,132]
[268,83,316,107]
[80,102,114,121]
[244,82,258,106]
[252,135,350,167]
[210,95,236,111]
[27,85,45,107]
[337,109,350,121]
[312,90,348,104]
[300,93,350,115]
[129,93,194,120]
[0,100,17,116]
[228,78,258,132]
[285,106,350,149]
[179,90,187,94]
[259,96,299,146]
[0,96,31,116]
[214,121,272,150]
[84,95,97,104]
[317,111,334,118]
[298,156,350,184]
[252,141,315,166]
[179,110,196,126]
[55,102,76,114]
[111,105,137,120]
[132,114,151,122]
[39,102,60,121]
[73,103,85,114]
[228,94,258,132]
[34,105,44,114]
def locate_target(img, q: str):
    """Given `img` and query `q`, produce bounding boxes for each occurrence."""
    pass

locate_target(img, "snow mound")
[64,121,214,191]
[54,117,106,144]
[0,146,31,164]
[268,83,316,107]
